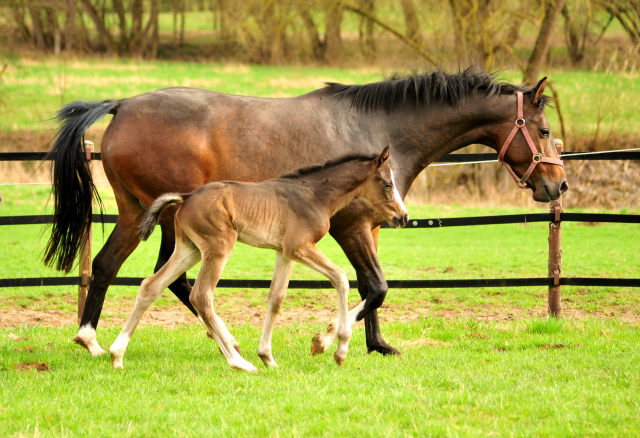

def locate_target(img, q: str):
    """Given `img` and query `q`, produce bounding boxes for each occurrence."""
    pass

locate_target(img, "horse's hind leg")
[75,183,144,356]
[257,251,295,367]
[110,237,200,369]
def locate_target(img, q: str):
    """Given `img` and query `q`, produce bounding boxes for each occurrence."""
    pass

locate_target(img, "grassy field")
[2,318,639,437]
[1,58,639,436]
[1,58,639,140]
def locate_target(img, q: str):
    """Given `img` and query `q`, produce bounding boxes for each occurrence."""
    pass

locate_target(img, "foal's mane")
[323,67,550,113]
[279,153,378,180]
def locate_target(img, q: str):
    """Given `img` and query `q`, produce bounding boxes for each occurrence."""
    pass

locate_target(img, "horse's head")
[496,78,568,202]
[363,146,409,228]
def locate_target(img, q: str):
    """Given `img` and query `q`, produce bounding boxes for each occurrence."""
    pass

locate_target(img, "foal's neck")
[297,162,373,215]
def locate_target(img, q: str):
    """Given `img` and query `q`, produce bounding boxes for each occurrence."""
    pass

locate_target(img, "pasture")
[1,60,640,437]
[1,183,640,436]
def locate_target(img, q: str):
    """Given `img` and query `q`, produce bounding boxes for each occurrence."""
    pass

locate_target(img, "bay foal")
[109,147,408,371]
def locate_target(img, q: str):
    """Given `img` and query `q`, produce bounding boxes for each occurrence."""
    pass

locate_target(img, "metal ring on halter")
[515,118,526,127]
[533,153,542,163]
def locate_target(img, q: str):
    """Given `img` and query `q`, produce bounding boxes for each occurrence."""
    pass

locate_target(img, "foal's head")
[361,146,409,229]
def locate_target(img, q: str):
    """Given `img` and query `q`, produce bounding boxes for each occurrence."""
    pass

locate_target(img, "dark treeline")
[3,0,640,82]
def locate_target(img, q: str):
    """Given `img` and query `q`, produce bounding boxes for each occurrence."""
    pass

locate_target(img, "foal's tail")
[139,194,185,241]
[43,100,118,273]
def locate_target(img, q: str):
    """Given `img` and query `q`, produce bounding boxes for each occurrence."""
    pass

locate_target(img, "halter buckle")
[515,118,526,127]
[532,153,542,163]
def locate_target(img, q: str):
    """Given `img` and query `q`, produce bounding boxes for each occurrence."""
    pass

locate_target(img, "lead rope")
[497,92,564,189]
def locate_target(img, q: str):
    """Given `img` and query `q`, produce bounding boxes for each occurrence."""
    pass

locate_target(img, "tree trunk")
[325,0,343,64]
[561,5,586,66]
[65,0,77,52]
[298,5,325,60]
[447,0,468,60]
[359,0,376,60]
[47,8,62,55]
[79,0,115,54]
[29,6,46,51]
[525,0,567,84]
[112,0,128,53]
[180,0,186,44]
[130,0,145,53]
[400,0,421,46]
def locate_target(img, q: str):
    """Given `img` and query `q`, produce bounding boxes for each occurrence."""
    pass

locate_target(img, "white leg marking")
[75,324,106,357]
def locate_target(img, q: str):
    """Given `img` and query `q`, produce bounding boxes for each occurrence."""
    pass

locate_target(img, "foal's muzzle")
[389,213,409,229]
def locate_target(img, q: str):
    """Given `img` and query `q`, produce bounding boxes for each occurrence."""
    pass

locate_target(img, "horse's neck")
[369,94,511,196]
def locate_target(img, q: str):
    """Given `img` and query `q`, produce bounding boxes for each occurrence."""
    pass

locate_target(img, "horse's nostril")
[560,181,569,194]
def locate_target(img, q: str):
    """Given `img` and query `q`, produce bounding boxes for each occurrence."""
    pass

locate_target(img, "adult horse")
[44,68,568,357]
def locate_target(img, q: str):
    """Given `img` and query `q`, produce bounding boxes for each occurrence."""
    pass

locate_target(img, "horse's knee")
[356,279,388,320]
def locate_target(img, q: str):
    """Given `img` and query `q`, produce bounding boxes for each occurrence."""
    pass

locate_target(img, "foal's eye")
[539,128,550,137]
[384,183,393,190]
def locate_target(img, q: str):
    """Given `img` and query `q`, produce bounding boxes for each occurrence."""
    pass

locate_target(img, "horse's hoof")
[367,343,402,356]
[311,333,328,355]
[333,351,346,366]
[74,335,106,357]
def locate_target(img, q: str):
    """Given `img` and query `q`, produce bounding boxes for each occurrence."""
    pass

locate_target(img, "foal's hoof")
[311,333,329,355]
[333,351,346,367]
[230,358,258,373]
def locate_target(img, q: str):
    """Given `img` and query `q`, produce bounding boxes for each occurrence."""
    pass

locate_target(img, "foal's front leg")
[287,243,351,366]
[257,251,295,367]
[312,301,367,356]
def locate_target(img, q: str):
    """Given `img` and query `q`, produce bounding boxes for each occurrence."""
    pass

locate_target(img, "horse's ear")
[532,77,547,105]
[377,146,390,168]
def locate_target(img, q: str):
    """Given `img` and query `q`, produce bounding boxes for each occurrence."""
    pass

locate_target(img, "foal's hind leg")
[190,245,257,372]
[257,251,295,367]
[110,238,200,369]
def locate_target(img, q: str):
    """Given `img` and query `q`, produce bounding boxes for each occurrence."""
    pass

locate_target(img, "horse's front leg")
[330,220,401,356]
[286,243,351,366]
[257,251,295,367]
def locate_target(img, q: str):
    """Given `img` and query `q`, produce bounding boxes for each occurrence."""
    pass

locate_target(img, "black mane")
[279,152,378,180]
[323,67,550,113]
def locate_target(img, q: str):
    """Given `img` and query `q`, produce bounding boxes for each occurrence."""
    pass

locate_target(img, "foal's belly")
[236,227,283,252]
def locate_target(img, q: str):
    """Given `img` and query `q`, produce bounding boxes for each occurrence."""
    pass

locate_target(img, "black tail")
[138,194,185,241]
[43,100,118,273]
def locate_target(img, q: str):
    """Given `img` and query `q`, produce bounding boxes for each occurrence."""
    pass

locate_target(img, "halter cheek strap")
[498,91,564,189]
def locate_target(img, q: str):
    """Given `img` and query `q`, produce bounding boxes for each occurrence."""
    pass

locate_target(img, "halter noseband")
[498,91,564,189]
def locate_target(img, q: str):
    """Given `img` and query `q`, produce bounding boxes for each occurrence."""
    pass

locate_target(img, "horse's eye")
[539,128,550,137]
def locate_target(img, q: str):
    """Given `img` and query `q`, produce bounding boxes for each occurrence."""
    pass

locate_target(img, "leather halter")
[498,91,564,189]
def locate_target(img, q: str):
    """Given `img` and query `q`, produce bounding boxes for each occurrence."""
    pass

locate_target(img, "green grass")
[1,58,639,140]
[1,318,639,437]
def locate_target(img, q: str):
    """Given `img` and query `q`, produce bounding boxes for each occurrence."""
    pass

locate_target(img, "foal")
[109,147,408,371]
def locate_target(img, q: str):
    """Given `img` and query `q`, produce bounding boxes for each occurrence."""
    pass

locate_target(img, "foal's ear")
[532,77,547,105]
[376,146,390,168]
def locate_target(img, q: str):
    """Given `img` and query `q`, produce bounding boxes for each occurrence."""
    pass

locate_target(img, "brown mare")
[109,148,408,371]
[44,68,568,358]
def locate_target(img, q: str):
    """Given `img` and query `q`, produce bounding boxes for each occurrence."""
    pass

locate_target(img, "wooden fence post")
[78,140,94,324]
[548,140,563,317]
